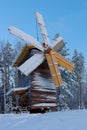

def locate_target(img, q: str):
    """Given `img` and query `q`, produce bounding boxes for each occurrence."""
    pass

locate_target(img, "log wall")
[30,59,57,112]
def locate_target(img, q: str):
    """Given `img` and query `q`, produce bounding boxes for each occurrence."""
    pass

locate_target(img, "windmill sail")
[35,12,51,46]
[18,53,45,75]
[55,51,74,71]
[52,36,65,51]
[8,26,44,52]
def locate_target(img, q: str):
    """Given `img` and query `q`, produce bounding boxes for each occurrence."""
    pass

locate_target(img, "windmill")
[8,12,74,88]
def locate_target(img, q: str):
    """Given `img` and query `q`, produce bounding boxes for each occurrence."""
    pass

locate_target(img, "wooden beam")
[30,105,57,111]
[31,89,56,95]
[45,50,62,87]
[31,99,57,104]
[54,51,74,72]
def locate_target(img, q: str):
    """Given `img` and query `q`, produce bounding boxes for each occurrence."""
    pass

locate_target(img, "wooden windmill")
[8,12,74,87]
[8,12,74,113]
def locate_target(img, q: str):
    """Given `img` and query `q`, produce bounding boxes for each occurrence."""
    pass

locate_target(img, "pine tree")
[84,70,87,108]
[58,45,74,110]
[0,41,16,113]
[72,49,85,109]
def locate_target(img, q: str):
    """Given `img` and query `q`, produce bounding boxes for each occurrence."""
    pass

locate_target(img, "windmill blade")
[51,36,65,51]
[55,51,74,71]
[45,51,63,87]
[8,26,44,52]
[35,12,51,46]
[18,53,45,75]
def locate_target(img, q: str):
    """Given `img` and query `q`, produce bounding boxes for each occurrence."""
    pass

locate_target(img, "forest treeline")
[0,40,87,113]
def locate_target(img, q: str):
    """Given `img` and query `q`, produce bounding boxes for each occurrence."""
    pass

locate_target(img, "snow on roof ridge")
[6,86,30,96]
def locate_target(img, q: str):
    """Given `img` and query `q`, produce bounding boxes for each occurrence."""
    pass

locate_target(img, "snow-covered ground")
[0,109,87,130]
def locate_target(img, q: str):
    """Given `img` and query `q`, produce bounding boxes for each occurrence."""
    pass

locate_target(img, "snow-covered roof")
[6,86,30,96]
[13,46,35,67]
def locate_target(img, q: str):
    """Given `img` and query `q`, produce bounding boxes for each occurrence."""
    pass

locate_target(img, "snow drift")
[0,109,87,130]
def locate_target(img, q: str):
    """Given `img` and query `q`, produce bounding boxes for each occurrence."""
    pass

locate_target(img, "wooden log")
[31,95,56,100]
[30,105,57,113]
[31,99,57,104]
[31,89,56,95]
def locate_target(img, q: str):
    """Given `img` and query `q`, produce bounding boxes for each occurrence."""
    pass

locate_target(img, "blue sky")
[0,0,87,66]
